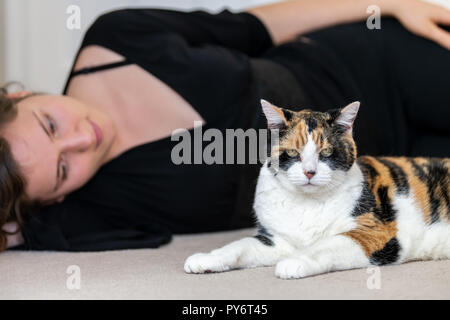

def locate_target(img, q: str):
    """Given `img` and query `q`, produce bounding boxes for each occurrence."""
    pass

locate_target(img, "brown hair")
[0,82,36,251]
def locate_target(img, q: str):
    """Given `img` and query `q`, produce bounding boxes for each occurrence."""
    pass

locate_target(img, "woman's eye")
[286,149,299,157]
[60,161,68,181]
[45,115,56,134]
[321,146,333,157]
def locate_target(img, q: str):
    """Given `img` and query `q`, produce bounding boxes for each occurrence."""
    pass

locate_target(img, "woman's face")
[2,94,118,203]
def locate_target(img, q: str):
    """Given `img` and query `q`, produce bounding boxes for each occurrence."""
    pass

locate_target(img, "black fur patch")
[351,182,376,218]
[407,158,426,180]
[254,225,274,246]
[283,110,293,122]
[376,186,396,222]
[442,182,450,215]
[306,117,317,133]
[331,124,348,136]
[359,158,379,181]
[351,160,379,218]
[279,151,298,171]
[326,108,341,125]
[425,159,448,224]
[428,195,441,224]
[370,237,401,265]
[378,158,409,195]
[353,159,397,223]
[320,132,354,172]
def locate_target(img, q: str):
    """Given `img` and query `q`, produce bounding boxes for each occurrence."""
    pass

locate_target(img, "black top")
[15,9,410,251]
[16,9,280,251]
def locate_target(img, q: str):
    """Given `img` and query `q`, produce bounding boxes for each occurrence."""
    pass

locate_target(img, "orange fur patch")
[344,213,398,257]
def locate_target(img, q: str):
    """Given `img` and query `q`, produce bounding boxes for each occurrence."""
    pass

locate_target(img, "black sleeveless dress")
[15,9,450,251]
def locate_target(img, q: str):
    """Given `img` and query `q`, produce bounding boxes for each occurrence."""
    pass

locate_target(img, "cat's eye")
[286,149,299,157]
[320,146,333,157]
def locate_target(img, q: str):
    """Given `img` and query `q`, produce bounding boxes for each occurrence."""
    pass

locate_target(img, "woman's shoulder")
[83,8,171,42]
[86,8,135,33]
[81,9,133,47]
[79,8,181,55]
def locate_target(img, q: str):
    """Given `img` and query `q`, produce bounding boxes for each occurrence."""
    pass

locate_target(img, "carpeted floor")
[1,228,449,300]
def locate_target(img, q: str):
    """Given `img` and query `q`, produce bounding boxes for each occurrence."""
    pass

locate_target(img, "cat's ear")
[261,99,290,129]
[333,101,360,133]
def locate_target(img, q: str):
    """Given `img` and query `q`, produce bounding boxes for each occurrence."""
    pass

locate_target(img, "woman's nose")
[59,124,94,152]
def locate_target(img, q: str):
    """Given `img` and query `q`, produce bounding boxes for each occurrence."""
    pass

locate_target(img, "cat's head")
[261,100,360,194]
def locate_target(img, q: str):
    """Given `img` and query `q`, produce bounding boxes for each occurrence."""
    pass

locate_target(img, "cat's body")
[255,156,449,268]
[185,101,449,279]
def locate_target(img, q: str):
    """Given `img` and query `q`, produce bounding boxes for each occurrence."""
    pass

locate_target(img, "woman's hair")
[0,82,35,251]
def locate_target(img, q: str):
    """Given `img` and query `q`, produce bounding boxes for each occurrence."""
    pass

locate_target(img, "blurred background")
[0,0,279,93]
[0,0,449,94]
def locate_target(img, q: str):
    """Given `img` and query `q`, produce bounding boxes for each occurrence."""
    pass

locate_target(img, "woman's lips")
[88,119,103,149]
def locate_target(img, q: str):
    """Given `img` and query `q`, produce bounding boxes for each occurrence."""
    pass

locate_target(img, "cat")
[184,100,450,279]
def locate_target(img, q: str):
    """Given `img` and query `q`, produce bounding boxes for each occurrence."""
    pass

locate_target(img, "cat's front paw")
[275,257,319,279]
[184,252,231,274]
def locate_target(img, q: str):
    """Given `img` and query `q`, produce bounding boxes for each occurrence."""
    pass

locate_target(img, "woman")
[2,0,450,251]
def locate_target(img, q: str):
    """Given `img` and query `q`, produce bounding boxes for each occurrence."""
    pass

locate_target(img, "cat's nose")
[304,170,316,180]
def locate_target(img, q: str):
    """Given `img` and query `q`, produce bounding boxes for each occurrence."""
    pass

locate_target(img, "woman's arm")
[248,0,450,49]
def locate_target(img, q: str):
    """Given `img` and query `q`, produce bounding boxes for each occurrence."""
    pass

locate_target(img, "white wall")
[2,0,279,94]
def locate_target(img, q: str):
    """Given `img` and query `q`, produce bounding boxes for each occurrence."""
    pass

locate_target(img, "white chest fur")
[253,162,364,249]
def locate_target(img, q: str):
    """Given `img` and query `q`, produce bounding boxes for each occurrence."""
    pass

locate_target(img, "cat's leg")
[184,234,294,274]
[275,234,370,279]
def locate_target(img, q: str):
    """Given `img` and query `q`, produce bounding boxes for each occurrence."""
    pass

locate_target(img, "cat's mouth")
[296,182,322,193]
[288,180,318,187]
[288,178,319,187]
[303,182,317,187]
[299,181,320,188]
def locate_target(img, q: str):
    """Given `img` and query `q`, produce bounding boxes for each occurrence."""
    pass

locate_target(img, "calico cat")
[184,100,450,279]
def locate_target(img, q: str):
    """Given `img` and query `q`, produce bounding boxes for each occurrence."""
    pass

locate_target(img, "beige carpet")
[1,228,449,300]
